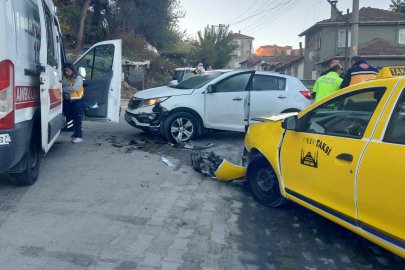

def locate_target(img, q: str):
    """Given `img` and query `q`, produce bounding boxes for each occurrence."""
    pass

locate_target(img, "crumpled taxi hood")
[251,112,298,122]
[133,86,194,99]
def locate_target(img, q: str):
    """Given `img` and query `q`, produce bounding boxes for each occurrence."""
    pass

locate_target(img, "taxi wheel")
[246,155,288,207]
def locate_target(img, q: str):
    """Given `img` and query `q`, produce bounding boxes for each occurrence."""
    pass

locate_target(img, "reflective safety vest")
[63,75,84,100]
[313,72,343,102]
[340,60,378,89]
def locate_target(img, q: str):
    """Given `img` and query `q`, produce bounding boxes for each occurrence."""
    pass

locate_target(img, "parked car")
[243,66,405,259]
[126,70,311,143]
[170,68,195,85]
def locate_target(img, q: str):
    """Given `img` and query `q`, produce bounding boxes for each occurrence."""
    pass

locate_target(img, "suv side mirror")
[78,67,87,79]
[281,115,298,130]
[170,80,178,86]
[207,85,214,93]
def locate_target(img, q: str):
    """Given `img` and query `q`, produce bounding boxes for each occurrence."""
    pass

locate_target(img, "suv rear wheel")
[163,112,197,144]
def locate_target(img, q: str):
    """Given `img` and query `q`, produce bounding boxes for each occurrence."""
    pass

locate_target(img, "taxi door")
[280,85,392,224]
[38,0,63,153]
[357,78,405,251]
[74,40,122,122]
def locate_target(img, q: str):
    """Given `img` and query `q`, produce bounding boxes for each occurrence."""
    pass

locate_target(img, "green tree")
[390,0,405,12]
[192,25,238,68]
[54,0,184,51]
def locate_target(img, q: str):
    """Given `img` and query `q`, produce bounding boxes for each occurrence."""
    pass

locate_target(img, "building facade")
[299,7,405,79]
[228,33,254,69]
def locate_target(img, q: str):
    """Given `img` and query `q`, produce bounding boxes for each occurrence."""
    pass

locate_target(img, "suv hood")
[134,86,194,99]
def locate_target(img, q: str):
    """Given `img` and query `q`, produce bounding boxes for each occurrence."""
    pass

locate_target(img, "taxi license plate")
[0,134,11,145]
[125,114,132,122]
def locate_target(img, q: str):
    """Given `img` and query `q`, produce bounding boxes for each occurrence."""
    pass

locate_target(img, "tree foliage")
[53,0,184,51]
[191,25,238,69]
[389,0,405,12]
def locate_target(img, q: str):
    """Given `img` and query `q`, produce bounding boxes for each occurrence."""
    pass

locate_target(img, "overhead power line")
[227,0,261,24]
[247,0,301,35]
[240,0,285,32]
[229,0,294,26]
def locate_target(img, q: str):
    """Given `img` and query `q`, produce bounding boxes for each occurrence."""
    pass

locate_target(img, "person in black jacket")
[340,56,379,89]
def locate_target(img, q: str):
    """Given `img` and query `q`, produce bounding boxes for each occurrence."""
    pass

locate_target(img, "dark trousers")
[63,99,84,138]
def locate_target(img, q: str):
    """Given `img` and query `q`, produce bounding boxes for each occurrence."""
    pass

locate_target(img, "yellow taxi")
[243,67,405,258]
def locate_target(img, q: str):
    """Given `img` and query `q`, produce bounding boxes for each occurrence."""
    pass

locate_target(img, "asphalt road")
[0,112,404,270]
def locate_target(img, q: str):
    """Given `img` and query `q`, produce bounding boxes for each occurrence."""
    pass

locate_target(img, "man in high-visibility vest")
[313,64,343,103]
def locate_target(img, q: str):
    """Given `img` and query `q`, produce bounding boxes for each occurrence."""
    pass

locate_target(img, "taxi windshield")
[171,72,224,90]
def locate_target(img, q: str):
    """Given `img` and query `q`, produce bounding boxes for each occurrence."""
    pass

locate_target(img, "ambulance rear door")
[74,40,122,122]
[37,0,63,153]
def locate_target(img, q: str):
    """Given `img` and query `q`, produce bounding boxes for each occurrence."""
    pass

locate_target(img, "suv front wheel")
[162,112,197,143]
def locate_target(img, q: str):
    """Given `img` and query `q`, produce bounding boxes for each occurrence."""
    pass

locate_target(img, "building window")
[235,40,241,46]
[338,30,351,47]
[234,62,240,68]
[315,31,322,49]
[399,29,405,44]
[235,51,241,57]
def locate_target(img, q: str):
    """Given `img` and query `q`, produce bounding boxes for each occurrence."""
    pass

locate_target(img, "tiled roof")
[317,38,405,64]
[299,7,405,36]
[233,33,254,39]
[320,7,405,23]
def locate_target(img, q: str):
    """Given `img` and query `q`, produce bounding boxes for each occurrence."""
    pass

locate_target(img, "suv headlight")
[140,97,170,107]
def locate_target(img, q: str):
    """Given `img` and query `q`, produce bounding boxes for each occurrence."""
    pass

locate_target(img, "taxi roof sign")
[376,66,405,79]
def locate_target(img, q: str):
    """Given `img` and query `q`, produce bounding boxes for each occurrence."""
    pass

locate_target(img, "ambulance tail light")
[300,91,312,100]
[0,60,15,129]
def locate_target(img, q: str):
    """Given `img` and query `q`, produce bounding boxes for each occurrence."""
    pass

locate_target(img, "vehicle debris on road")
[173,140,213,150]
[191,151,224,178]
[191,151,246,181]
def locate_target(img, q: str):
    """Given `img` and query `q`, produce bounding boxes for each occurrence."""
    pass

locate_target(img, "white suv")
[126,70,311,143]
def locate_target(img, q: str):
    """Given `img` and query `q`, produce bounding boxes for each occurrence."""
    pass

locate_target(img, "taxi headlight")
[140,97,170,108]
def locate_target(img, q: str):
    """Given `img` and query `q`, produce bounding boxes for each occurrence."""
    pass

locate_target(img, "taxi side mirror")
[281,115,298,130]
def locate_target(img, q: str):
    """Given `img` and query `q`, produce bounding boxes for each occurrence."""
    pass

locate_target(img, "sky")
[178,0,393,51]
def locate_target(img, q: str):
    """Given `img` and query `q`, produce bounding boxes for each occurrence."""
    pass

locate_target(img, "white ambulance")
[0,0,122,185]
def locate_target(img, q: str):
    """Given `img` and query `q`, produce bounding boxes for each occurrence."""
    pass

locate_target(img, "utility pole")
[350,0,359,58]
[345,9,349,71]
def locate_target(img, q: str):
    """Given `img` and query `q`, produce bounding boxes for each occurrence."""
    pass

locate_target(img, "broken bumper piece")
[191,152,246,182]
[214,160,246,182]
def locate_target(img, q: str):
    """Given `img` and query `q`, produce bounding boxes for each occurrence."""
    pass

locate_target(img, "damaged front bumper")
[125,111,161,135]
[125,102,171,135]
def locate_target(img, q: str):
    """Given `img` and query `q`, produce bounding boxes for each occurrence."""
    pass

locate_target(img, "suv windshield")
[172,72,224,89]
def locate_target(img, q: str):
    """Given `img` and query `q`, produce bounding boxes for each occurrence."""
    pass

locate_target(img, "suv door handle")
[233,97,243,101]
[278,96,287,99]
[336,153,353,162]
